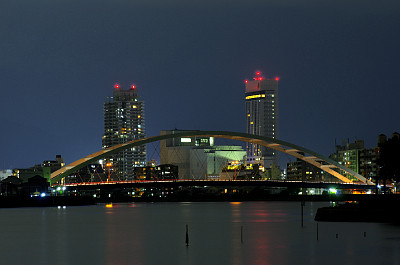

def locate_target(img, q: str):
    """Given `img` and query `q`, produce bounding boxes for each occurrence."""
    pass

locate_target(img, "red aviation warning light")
[254,71,263,81]
[131,84,136,89]
[245,80,248,83]
[114,83,120,89]
[275,77,280,81]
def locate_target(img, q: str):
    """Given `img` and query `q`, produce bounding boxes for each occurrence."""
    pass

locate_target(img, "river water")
[1,201,400,265]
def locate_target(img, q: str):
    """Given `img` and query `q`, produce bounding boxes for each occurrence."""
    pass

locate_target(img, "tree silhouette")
[377,133,400,189]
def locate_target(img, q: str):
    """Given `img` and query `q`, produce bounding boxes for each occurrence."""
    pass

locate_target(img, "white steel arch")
[50,131,374,185]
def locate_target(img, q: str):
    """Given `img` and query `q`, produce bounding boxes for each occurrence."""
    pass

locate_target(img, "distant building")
[42,155,65,172]
[133,164,178,180]
[287,154,329,182]
[102,83,146,180]
[154,164,178,180]
[1,176,22,196]
[264,163,283,180]
[160,130,246,179]
[329,139,378,182]
[0,169,13,181]
[245,71,279,168]
[64,163,104,183]
[376,132,400,185]
[1,175,49,196]
[12,155,64,183]
[21,175,50,196]
[13,166,51,183]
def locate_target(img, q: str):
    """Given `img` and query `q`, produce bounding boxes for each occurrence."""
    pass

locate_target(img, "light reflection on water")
[1,201,400,265]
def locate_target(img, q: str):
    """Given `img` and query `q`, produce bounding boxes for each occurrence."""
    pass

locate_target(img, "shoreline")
[1,194,399,208]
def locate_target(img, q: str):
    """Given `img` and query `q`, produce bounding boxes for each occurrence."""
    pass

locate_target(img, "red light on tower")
[131,85,136,89]
[275,77,280,81]
[254,71,263,80]
[245,80,248,83]
[114,84,120,89]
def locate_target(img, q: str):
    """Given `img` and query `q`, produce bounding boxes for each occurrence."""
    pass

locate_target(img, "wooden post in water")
[301,201,305,227]
[241,226,243,243]
[185,224,189,246]
[316,223,319,241]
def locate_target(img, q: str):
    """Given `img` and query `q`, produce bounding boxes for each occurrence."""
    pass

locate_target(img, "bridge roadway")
[62,179,376,191]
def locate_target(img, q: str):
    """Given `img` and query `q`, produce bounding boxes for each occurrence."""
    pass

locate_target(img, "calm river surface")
[1,201,400,265]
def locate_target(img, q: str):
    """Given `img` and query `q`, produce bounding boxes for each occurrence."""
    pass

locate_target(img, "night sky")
[1,0,399,169]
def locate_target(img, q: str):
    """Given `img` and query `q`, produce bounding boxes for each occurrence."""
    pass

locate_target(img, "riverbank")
[0,196,96,208]
[315,196,400,223]
[2,193,399,208]
[95,193,392,203]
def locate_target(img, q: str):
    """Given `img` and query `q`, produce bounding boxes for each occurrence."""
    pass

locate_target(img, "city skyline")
[1,1,399,169]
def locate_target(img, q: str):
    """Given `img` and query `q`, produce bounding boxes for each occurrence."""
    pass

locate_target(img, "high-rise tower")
[245,71,279,168]
[102,83,146,180]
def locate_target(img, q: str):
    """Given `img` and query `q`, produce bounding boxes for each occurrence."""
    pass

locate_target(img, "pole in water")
[186,224,189,246]
[317,223,319,241]
[301,201,305,227]
[241,226,243,243]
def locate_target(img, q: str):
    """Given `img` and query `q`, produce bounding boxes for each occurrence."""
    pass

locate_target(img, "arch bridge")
[50,131,374,185]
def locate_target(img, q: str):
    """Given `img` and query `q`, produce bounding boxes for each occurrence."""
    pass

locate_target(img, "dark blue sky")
[1,0,399,169]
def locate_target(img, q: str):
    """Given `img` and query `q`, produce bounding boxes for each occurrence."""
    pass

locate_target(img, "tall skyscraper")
[245,71,279,168]
[102,83,146,180]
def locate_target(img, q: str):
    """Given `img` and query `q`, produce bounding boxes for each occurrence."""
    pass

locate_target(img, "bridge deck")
[61,179,375,190]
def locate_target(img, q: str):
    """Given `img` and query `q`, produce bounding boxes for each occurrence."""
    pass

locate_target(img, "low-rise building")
[160,130,246,179]
[287,155,328,182]
[13,155,65,183]
[329,140,377,182]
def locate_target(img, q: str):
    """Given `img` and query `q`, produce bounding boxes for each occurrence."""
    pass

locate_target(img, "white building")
[0,169,12,181]
[160,130,246,179]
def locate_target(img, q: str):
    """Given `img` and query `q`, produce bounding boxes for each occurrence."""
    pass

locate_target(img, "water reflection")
[2,202,400,265]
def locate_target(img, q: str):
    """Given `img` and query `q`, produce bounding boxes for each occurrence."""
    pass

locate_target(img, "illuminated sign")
[245,94,266,100]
